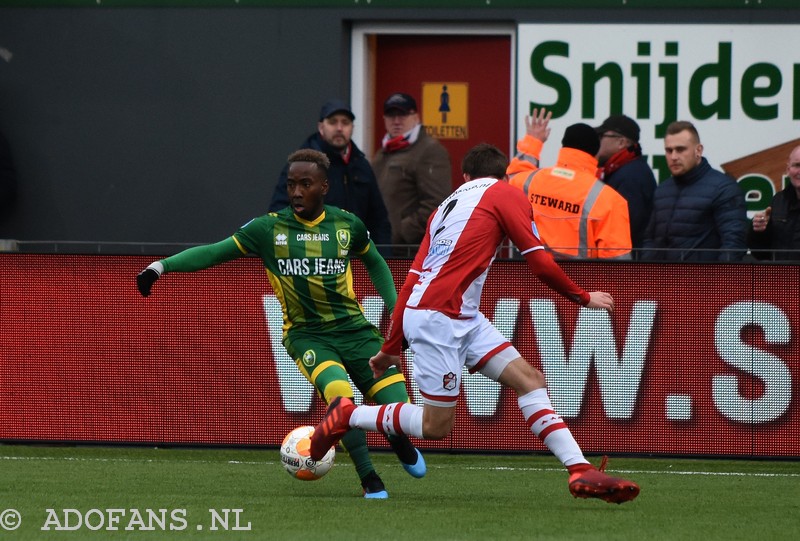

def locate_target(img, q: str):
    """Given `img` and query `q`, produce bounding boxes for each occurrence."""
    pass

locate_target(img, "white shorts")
[403,308,520,407]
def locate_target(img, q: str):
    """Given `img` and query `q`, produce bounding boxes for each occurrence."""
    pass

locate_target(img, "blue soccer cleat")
[401,448,427,478]
[361,471,389,499]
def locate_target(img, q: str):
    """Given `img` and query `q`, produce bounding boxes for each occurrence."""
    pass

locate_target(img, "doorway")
[351,23,515,190]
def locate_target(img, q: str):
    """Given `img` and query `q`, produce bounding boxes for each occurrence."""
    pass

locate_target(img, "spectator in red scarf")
[372,93,451,256]
[595,115,657,258]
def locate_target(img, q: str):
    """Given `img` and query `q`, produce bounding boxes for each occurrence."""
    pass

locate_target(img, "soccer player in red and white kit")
[311,141,640,504]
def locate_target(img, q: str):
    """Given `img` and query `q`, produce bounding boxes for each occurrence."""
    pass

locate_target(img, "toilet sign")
[421,82,469,140]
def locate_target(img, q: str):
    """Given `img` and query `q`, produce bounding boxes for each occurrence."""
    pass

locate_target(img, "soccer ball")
[280,425,335,481]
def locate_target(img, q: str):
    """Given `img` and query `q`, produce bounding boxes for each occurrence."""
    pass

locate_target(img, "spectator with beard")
[642,121,747,261]
[269,99,391,251]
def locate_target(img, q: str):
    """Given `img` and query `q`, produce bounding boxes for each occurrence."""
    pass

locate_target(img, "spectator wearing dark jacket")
[595,115,656,258]
[642,121,747,262]
[372,93,452,256]
[748,145,800,261]
[270,99,391,249]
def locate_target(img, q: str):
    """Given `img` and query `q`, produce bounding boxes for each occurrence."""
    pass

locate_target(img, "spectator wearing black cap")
[595,115,657,257]
[507,109,632,260]
[372,92,451,256]
[269,98,391,249]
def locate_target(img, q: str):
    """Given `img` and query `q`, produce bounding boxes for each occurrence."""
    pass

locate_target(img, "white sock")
[518,388,589,467]
[350,402,424,438]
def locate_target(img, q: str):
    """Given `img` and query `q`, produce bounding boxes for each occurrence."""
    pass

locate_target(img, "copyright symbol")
[0,509,21,530]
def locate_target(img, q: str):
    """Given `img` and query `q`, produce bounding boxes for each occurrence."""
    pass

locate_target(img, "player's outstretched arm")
[137,261,163,297]
[523,248,590,305]
[136,237,245,298]
[586,291,615,312]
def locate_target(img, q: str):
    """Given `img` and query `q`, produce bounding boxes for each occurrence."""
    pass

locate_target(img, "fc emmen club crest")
[336,229,351,250]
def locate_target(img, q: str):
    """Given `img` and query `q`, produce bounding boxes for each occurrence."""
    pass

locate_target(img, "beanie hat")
[595,115,640,142]
[561,123,600,156]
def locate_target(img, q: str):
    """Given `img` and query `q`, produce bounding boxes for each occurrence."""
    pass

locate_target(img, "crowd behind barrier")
[2,240,800,262]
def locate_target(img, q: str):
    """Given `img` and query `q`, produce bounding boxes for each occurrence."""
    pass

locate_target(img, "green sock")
[340,428,375,480]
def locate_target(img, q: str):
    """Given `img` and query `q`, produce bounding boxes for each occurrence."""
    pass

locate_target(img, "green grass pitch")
[0,445,798,540]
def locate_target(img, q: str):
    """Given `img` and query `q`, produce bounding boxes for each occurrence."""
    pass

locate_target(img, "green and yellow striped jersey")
[233,205,372,333]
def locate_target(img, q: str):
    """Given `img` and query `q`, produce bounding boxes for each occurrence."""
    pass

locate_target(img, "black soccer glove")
[136,262,163,297]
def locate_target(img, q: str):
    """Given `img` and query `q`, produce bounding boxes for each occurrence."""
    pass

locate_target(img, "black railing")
[2,239,800,263]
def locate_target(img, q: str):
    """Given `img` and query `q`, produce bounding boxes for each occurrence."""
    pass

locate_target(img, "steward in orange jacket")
[508,121,632,260]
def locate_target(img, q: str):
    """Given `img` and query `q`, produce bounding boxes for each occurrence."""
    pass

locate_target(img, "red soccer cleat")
[568,457,640,504]
[309,396,356,461]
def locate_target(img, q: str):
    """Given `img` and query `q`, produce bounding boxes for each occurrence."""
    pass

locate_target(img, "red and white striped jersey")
[406,177,546,318]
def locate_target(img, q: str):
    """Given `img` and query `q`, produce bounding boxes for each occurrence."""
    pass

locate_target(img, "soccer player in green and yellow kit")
[136,148,425,499]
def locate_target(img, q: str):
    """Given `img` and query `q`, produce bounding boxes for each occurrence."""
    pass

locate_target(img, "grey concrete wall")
[1,6,796,248]
[0,8,349,245]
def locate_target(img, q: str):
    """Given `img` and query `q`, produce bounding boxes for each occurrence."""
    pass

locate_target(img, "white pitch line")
[463,465,800,478]
[610,468,800,478]
[2,455,798,478]
[0,455,274,466]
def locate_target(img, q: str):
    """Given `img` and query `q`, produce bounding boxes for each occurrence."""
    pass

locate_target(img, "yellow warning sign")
[421,82,468,140]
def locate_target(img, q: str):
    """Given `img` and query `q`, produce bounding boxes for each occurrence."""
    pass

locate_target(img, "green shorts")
[283,320,407,403]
